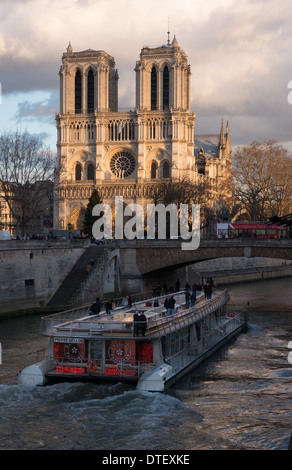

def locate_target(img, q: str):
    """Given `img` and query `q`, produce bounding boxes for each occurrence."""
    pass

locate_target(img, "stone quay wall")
[0,239,89,316]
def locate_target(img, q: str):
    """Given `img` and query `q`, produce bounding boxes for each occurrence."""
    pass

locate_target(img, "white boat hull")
[18,360,55,387]
[136,364,173,392]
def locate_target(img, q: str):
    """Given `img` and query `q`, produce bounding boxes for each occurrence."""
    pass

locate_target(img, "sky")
[0,0,292,153]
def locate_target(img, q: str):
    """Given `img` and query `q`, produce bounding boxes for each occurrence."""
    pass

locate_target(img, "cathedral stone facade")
[55,36,231,232]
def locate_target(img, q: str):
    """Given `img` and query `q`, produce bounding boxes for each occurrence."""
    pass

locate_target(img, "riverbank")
[1,263,292,320]
[204,264,292,287]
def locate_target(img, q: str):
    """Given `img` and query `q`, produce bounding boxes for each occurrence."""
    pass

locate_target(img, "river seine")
[0,278,291,451]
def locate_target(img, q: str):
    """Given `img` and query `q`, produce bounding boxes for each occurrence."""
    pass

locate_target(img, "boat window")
[164,328,189,357]
[90,341,103,361]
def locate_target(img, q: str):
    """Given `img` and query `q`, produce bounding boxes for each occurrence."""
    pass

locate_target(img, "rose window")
[110,151,135,178]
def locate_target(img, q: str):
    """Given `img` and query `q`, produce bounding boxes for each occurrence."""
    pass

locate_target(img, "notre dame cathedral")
[54,35,231,231]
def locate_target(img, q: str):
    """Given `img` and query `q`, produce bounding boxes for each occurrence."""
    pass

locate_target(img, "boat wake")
[0,381,203,450]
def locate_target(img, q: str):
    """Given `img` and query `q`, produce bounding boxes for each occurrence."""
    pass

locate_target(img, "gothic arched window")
[87,163,95,180]
[75,70,82,113]
[151,161,157,179]
[151,67,157,110]
[163,161,170,178]
[75,163,82,180]
[87,69,94,112]
[163,66,169,109]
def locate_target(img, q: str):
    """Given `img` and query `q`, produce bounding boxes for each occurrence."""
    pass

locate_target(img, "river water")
[0,278,291,451]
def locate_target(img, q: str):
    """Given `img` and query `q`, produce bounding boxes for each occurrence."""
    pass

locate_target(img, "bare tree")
[146,175,213,233]
[0,131,56,235]
[150,175,212,206]
[232,140,292,221]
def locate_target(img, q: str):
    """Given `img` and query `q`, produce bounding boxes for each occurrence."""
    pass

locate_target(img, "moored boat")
[18,289,247,392]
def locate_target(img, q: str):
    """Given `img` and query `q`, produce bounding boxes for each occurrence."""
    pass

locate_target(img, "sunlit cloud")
[0,0,291,149]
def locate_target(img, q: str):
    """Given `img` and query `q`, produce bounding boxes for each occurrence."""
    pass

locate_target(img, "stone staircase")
[46,244,106,309]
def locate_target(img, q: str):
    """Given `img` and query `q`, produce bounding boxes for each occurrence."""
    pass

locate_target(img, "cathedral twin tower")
[55,36,231,231]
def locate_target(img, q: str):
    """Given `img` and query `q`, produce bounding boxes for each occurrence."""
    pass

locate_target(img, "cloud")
[0,0,291,148]
[14,92,58,124]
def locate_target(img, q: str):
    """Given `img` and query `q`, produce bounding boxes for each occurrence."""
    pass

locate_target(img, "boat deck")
[40,290,230,340]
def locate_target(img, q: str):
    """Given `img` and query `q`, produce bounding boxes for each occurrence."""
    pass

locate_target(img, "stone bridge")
[104,238,292,293]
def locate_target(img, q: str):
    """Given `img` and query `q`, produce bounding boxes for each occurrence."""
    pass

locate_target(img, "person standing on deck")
[191,290,196,307]
[139,312,147,336]
[185,290,190,308]
[164,295,176,315]
[133,311,140,336]
[105,299,113,314]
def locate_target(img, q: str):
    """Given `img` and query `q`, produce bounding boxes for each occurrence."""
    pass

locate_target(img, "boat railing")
[39,305,92,336]
[202,308,247,351]
[43,354,159,379]
[39,290,180,336]
[145,290,230,338]
[39,289,230,339]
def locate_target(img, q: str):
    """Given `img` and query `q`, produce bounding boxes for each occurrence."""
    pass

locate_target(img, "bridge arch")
[110,238,292,293]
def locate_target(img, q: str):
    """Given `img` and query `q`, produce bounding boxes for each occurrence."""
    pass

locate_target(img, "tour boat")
[18,289,247,392]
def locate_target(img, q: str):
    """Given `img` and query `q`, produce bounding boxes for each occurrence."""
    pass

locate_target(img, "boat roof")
[40,290,230,340]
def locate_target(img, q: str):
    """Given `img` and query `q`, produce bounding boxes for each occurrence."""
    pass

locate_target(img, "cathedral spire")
[219,118,225,148]
[172,35,178,47]
[66,41,73,53]
[225,120,231,152]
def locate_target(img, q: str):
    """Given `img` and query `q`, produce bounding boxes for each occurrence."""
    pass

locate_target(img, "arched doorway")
[70,205,86,232]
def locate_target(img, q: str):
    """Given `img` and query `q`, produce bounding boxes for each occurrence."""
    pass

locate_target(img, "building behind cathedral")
[55,36,231,232]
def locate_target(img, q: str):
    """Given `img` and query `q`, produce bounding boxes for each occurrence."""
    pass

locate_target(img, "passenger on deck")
[105,299,113,314]
[191,290,196,306]
[139,312,147,336]
[185,290,190,308]
[205,281,213,299]
[121,296,128,306]
[89,297,102,315]
[133,311,140,336]
[164,295,176,315]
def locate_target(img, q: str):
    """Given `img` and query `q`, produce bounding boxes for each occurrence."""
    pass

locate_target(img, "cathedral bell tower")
[135,35,191,112]
[134,35,195,181]
[59,42,118,114]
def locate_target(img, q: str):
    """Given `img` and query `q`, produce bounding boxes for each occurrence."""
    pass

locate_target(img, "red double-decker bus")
[216,222,289,239]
